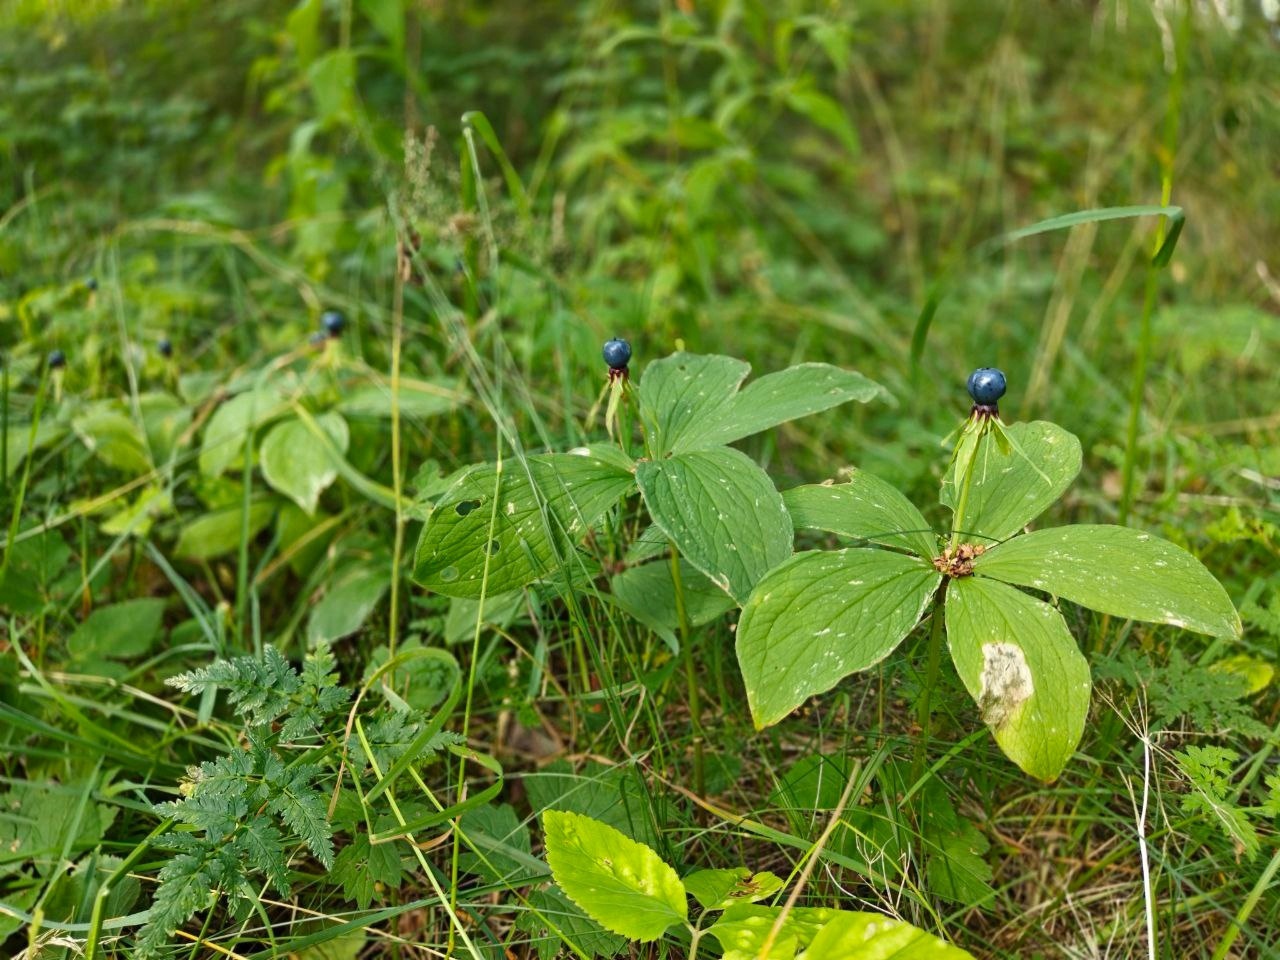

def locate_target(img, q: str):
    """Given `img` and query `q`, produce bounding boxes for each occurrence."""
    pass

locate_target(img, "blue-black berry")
[602,338,631,371]
[85,277,98,292]
[321,310,345,338]
[967,367,1006,406]
[158,336,173,358]
[48,349,66,370]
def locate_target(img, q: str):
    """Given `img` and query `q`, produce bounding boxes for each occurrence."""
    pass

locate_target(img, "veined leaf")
[199,386,289,477]
[941,420,1081,543]
[784,471,937,559]
[611,559,736,652]
[737,549,939,728]
[799,910,975,958]
[413,453,634,598]
[542,810,687,943]
[638,352,883,455]
[945,576,1090,781]
[683,868,784,911]
[636,447,792,603]
[260,412,349,515]
[708,903,839,959]
[973,524,1241,639]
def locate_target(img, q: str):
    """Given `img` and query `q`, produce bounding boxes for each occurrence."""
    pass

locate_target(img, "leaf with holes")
[636,448,792,604]
[785,470,937,559]
[542,810,687,943]
[260,412,349,515]
[413,453,635,598]
[973,524,1241,639]
[941,421,1080,543]
[683,868,785,911]
[945,576,1090,782]
[638,353,883,455]
[736,549,940,728]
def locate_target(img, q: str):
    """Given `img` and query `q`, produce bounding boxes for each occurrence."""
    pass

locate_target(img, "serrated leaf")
[636,447,792,603]
[260,412,349,515]
[941,421,1081,543]
[784,471,937,559]
[683,868,785,911]
[199,386,289,477]
[638,353,883,455]
[945,576,1091,781]
[799,909,975,958]
[973,524,1241,639]
[542,810,687,942]
[174,499,277,560]
[413,453,634,598]
[737,549,939,728]
[67,598,167,661]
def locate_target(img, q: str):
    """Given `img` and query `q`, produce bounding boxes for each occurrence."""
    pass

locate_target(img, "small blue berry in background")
[967,367,1006,406]
[48,349,67,370]
[321,310,346,338]
[602,338,631,371]
[158,336,173,358]
[85,277,98,292]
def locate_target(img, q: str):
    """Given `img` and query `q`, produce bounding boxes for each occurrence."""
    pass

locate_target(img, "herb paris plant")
[737,368,1241,780]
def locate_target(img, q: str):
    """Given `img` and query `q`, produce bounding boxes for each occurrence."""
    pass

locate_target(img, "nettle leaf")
[945,576,1090,782]
[542,810,687,943]
[636,447,792,604]
[800,910,975,959]
[683,867,785,911]
[974,524,1241,639]
[941,421,1081,543]
[611,559,736,652]
[199,386,289,477]
[784,471,937,559]
[638,352,883,455]
[737,549,940,728]
[413,453,634,598]
[260,412,349,515]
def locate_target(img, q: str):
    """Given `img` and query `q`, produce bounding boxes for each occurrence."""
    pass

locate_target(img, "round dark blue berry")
[85,277,98,292]
[967,367,1006,405]
[158,337,173,358]
[48,349,66,370]
[602,338,631,370]
[321,310,345,338]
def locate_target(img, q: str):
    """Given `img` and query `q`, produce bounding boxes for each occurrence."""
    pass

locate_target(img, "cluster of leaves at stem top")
[543,809,976,958]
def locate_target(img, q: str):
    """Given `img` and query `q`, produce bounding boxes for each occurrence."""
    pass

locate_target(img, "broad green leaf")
[413,453,634,598]
[786,87,861,155]
[260,412,350,515]
[72,406,151,474]
[737,549,939,728]
[307,564,390,645]
[639,353,750,455]
[973,524,1241,639]
[610,559,737,651]
[542,810,687,943]
[636,448,792,604]
[784,471,937,559]
[945,576,1090,781]
[708,904,839,960]
[337,379,464,419]
[1212,655,1273,694]
[174,499,277,560]
[4,420,64,478]
[637,352,883,455]
[443,590,524,646]
[684,868,785,911]
[515,887,627,960]
[199,386,289,477]
[67,598,167,661]
[799,910,975,959]
[941,420,1081,543]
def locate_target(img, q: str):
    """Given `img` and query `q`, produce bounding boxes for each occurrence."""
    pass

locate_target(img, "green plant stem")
[670,545,705,795]
[2,365,48,576]
[948,421,981,549]
[1209,844,1280,960]
[911,590,947,784]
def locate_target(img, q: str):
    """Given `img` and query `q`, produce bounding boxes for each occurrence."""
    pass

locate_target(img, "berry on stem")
[48,349,66,370]
[158,336,173,358]
[967,367,1006,410]
[85,277,98,292]
[321,310,345,338]
[602,338,631,371]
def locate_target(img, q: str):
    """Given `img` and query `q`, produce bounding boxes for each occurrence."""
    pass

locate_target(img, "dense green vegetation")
[2,1,1278,957]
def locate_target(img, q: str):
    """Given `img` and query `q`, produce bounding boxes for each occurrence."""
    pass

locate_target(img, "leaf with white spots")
[542,810,687,943]
[945,576,1090,782]
[973,524,1241,638]
[638,353,885,455]
[413,453,635,598]
[785,471,938,559]
[636,448,792,604]
[940,421,1081,543]
[736,548,940,728]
